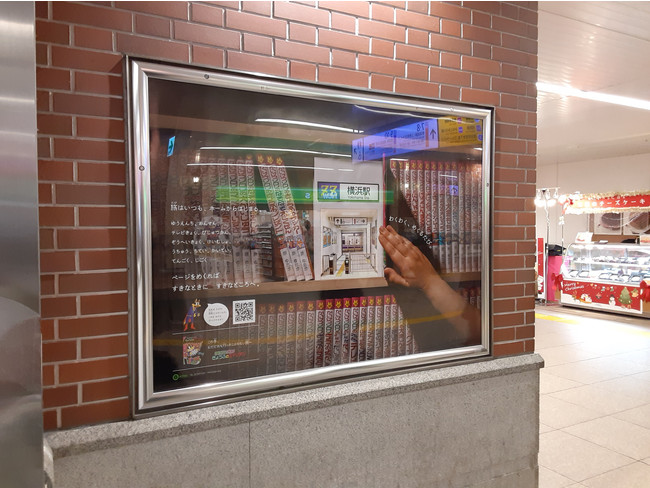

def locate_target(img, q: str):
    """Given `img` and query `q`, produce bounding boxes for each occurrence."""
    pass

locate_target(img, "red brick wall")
[36,1,537,430]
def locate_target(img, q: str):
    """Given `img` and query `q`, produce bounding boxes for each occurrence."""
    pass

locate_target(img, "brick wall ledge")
[47,353,544,458]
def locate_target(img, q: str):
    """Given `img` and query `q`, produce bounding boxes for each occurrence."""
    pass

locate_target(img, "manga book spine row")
[188,284,480,380]
[254,295,416,376]
[391,159,482,274]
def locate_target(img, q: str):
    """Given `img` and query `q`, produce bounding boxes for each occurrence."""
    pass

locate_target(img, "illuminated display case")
[560,242,650,316]
[127,59,493,415]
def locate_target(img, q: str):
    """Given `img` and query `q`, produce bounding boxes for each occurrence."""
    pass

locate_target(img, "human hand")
[378,225,439,290]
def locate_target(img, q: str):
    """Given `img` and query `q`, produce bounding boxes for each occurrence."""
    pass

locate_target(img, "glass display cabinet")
[560,242,650,317]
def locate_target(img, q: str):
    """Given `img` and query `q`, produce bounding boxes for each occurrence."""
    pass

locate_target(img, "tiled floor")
[536,304,650,488]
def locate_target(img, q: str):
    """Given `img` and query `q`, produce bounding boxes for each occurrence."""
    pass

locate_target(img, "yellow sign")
[438,117,483,147]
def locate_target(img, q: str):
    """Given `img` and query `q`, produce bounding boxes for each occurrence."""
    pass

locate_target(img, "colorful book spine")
[286,302,297,372]
[270,157,305,281]
[315,300,326,367]
[275,303,287,373]
[424,161,432,237]
[257,304,268,376]
[450,161,459,273]
[443,161,452,273]
[471,163,482,272]
[366,296,375,361]
[461,162,471,273]
[430,160,440,265]
[457,161,465,273]
[324,299,334,366]
[266,303,277,374]
[374,295,384,360]
[305,300,317,368]
[295,301,306,371]
[342,297,351,364]
[333,298,343,365]
[228,160,245,284]
[358,296,368,361]
[397,302,406,356]
[417,160,425,232]
[403,160,411,210]
[383,294,392,358]
[256,154,296,281]
[350,297,360,362]
[274,157,314,281]
[390,295,399,357]
[237,159,254,283]
[217,158,234,284]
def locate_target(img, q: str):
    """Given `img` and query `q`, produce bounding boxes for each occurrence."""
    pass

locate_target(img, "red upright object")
[546,256,563,301]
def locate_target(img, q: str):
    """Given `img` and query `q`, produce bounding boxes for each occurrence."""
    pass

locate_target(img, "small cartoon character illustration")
[609,295,616,307]
[182,336,203,365]
[595,287,604,300]
[183,299,201,331]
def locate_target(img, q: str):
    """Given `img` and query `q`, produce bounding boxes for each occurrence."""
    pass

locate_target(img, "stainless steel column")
[0,2,43,487]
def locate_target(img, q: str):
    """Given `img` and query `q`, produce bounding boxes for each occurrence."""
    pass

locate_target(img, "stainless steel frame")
[127,59,493,415]
[0,1,44,485]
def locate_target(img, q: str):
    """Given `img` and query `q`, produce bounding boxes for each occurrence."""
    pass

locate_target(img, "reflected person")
[379,225,481,347]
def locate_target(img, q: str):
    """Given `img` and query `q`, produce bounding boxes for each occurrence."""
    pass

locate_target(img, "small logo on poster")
[318,182,340,201]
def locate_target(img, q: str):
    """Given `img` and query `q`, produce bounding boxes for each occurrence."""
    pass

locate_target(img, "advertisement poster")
[132,61,490,408]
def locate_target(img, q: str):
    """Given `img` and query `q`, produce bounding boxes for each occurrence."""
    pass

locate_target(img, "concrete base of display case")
[46,354,543,488]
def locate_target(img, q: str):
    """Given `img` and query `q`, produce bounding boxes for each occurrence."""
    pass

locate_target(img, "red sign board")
[567,194,650,213]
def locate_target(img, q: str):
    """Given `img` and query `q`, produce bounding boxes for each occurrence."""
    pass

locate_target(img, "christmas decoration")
[564,190,650,214]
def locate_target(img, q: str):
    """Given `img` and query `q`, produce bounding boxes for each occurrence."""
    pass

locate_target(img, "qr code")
[233,299,255,325]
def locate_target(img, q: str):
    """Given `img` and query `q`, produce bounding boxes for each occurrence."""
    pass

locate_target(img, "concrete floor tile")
[564,416,650,460]
[614,403,650,429]
[539,430,634,482]
[540,371,583,394]
[540,422,555,434]
[538,466,576,488]
[581,462,650,488]
[596,375,650,403]
[540,396,603,430]
[577,356,650,376]
[611,348,650,369]
[537,345,601,367]
[544,361,624,384]
[536,332,585,350]
[549,384,648,415]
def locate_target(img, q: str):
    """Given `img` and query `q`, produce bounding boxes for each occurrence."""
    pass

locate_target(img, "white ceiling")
[537,1,650,166]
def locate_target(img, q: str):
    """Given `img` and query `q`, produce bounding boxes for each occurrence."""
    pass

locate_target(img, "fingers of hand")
[384,267,409,288]
[380,226,409,255]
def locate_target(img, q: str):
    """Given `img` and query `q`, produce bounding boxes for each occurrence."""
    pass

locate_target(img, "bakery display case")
[560,242,650,316]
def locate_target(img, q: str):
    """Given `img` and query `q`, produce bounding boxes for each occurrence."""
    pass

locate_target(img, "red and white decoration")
[560,278,650,315]
[564,190,650,215]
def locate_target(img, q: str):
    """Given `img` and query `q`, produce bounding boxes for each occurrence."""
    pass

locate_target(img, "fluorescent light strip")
[537,82,650,111]
[199,146,351,158]
[188,162,354,172]
[255,118,362,133]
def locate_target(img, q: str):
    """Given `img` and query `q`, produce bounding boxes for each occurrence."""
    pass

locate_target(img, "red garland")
[552,273,563,291]
[640,281,650,303]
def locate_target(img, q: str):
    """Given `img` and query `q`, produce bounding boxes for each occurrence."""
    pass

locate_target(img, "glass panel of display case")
[128,59,493,414]
[560,242,650,316]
